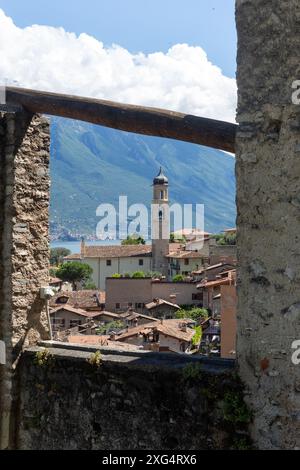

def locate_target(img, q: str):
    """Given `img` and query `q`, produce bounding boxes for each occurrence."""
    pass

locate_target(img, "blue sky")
[0,0,236,78]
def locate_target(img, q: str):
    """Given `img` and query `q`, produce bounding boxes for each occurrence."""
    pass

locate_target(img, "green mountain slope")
[50,117,236,237]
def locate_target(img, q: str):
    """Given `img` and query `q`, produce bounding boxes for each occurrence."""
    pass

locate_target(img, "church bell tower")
[151,167,170,277]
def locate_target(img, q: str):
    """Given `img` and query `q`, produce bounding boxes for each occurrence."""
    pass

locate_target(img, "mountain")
[49,117,236,238]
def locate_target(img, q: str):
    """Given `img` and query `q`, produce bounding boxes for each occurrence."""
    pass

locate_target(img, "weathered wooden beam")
[6,87,237,153]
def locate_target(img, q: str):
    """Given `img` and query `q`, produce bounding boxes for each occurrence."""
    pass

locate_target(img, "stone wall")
[209,245,237,265]
[0,111,50,449]
[16,345,251,450]
[236,0,300,450]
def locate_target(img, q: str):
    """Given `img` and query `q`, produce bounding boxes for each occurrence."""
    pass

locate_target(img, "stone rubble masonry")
[17,347,249,450]
[236,0,300,449]
[0,110,50,448]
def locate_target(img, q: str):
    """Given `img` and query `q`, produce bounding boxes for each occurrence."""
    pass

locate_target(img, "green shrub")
[192,326,202,346]
[222,391,252,424]
[131,271,145,278]
[172,274,185,282]
[176,307,209,322]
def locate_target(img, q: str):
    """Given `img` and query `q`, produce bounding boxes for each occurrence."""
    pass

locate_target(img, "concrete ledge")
[33,340,235,374]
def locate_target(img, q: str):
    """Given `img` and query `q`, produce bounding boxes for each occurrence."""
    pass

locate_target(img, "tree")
[112,273,121,278]
[192,326,202,347]
[212,233,236,246]
[173,274,185,282]
[95,320,125,335]
[176,307,209,323]
[56,262,93,290]
[82,280,97,290]
[50,247,71,266]
[121,234,146,245]
[169,233,175,243]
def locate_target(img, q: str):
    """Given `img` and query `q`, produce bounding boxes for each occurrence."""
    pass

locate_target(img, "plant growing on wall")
[87,350,102,368]
[131,271,145,278]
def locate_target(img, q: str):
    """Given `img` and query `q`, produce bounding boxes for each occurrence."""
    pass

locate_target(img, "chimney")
[80,237,86,257]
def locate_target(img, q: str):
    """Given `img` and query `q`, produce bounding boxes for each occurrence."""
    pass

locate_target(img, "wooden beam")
[6,87,236,153]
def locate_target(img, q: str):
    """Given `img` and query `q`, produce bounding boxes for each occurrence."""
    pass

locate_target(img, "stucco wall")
[85,257,152,290]
[236,0,300,450]
[105,278,201,313]
[220,286,236,359]
[106,278,153,312]
[152,282,200,306]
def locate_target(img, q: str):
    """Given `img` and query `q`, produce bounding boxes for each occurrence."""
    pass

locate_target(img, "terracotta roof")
[97,311,122,319]
[197,278,234,289]
[116,319,195,343]
[49,277,63,284]
[67,335,140,351]
[50,304,103,318]
[119,310,159,322]
[173,229,211,237]
[166,251,207,259]
[68,335,110,345]
[145,298,180,310]
[213,294,221,300]
[50,290,105,310]
[83,245,152,258]
[168,242,184,251]
[63,253,82,260]
[192,263,235,275]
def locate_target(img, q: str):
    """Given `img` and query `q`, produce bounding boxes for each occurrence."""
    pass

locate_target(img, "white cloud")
[0,9,237,122]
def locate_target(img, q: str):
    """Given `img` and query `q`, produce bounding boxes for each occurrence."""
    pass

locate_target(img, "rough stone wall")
[17,346,251,450]
[0,111,50,448]
[236,0,300,449]
[209,245,237,265]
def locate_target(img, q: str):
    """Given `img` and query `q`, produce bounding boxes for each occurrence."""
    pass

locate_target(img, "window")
[56,296,69,304]
[70,319,82,328]
[184,259,189,265]
[135,302,145,309]
[116,303,121,309]
[139,259,144,266]
[52,318,65,328]
[106,259,112,266]
[160,190,164,199]
[128,302,133,307]
[192,293,203,301]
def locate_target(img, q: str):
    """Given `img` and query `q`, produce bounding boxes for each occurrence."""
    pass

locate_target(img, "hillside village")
[50,169,237,358]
